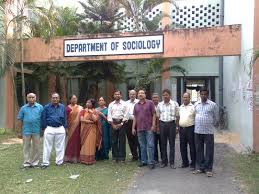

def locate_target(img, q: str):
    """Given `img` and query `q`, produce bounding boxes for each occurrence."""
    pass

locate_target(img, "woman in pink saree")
[80,99,102,165]
[64,95,83,163]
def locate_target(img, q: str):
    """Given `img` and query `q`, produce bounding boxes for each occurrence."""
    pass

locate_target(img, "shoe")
[192,169,205,174]
[169,164,176,169]
[131,157,138,162]
[112,159,118,163]
[206,171,213,177]
[149,164,155,170]
[180,164,189,168]
[56,163,64,167]
[190,165,195,170]
[160,163,168,168]
[20,166,30,170]
[31,165,40,169]
[41,165,48,170]
[138,162,147,167]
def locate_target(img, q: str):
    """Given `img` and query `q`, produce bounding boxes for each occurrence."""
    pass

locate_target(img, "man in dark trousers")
[157,89,179,169]
[125,89,140,161]
[193,87,219,177]
[179,92,196,170]
[152,93,161,164]
[107,90,129,163]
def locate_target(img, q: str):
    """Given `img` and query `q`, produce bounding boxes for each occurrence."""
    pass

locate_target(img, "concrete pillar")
[161,1,172,90]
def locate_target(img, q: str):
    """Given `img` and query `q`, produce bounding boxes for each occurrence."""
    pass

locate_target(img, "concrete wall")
[171,57,219,77]
[223,0,254,148]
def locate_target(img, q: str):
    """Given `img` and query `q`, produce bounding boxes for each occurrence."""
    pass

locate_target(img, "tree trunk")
[59,76,67,105]
[48,74,56,99]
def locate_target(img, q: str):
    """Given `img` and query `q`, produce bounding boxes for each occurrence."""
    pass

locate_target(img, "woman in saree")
[64,95,83,163]
[96,97,112,160]
[80,99,102,165]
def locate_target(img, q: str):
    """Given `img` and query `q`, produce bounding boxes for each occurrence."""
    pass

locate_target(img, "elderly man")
[107,90,129,163]
[17,93,43,169]
[41,93,67,169]
[132,89,156,169]
[179,92,196,170]
[193,87,219,177]
[157,89,179,169]
[125,89,140,161]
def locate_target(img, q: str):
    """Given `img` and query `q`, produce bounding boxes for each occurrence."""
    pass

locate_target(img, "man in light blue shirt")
[17,93,43,169]
[193,87,219,177]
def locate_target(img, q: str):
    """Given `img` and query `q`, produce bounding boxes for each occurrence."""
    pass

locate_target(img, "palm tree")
[78,0,124,34]
[0,2,19,129]
[117,0,164,32]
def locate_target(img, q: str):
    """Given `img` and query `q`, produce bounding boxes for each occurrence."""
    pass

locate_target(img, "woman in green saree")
[96,97,112,160]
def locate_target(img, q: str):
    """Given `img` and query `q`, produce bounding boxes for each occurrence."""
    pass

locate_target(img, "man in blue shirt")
[17,93,43,169]
[41,93,67,169]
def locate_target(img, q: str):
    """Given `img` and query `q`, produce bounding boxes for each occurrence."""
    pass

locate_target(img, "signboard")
[64,35,164,57]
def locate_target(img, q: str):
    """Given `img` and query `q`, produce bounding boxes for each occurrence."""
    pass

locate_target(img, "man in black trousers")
[157,89,179,169]
[179,92,196,170]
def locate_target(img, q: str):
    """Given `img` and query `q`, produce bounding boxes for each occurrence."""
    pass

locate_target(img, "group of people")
[18,86,219,177]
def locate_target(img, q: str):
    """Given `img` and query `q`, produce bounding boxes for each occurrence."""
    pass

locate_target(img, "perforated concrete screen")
[121,0,222,32]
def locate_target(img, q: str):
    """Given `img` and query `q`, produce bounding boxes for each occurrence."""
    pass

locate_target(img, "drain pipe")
[218,0,224,107]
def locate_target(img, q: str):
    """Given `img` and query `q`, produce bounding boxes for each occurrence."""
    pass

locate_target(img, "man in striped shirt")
[193,87,219,177]
[157,89,179,169]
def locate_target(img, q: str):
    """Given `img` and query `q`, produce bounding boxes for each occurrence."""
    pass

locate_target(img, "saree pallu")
[64,105,83,163]
[80,109,102,165]
[96,107,112,160]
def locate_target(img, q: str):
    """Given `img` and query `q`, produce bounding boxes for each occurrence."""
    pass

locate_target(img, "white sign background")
[64,35,164,57]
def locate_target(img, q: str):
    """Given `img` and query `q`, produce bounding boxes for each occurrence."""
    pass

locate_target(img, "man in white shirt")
[179,92,196,170]
[107,90,129,163]
[157,89,179,169]
[125,90,140,161]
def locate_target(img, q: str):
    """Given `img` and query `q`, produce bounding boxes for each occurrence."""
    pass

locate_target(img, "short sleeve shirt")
[17,103,43,135]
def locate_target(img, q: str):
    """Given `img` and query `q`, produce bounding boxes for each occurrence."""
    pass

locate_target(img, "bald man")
[179,92,196,170]
[17,93,43,169]
[125,90,140,161]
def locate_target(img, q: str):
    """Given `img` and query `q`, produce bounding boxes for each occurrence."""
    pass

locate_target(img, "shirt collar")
[181,102,192,107]
[129,99,138,103]
[51,103,60,107]
[138,99,147,104]
[162,99,173,105]
[197,99,210,104]
[26,103,37,107]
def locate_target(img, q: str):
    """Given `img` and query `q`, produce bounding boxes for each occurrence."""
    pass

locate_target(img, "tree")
[0,2,19,130]
[117,0,164,32]
[128,59,186,91]
[78,0,124,34]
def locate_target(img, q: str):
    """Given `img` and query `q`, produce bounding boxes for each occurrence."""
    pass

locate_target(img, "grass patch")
[231,153,259,194]
[0,129,16,143]
[0,139,138,194]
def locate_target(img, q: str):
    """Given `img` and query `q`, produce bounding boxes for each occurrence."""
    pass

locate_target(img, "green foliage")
[231,153,259,194]
[0,4,16,77]
[78,0,124,34]
[129,59,186,90]
[117,0,163,32]
[76,61,125,83]
[55,7,79,36]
